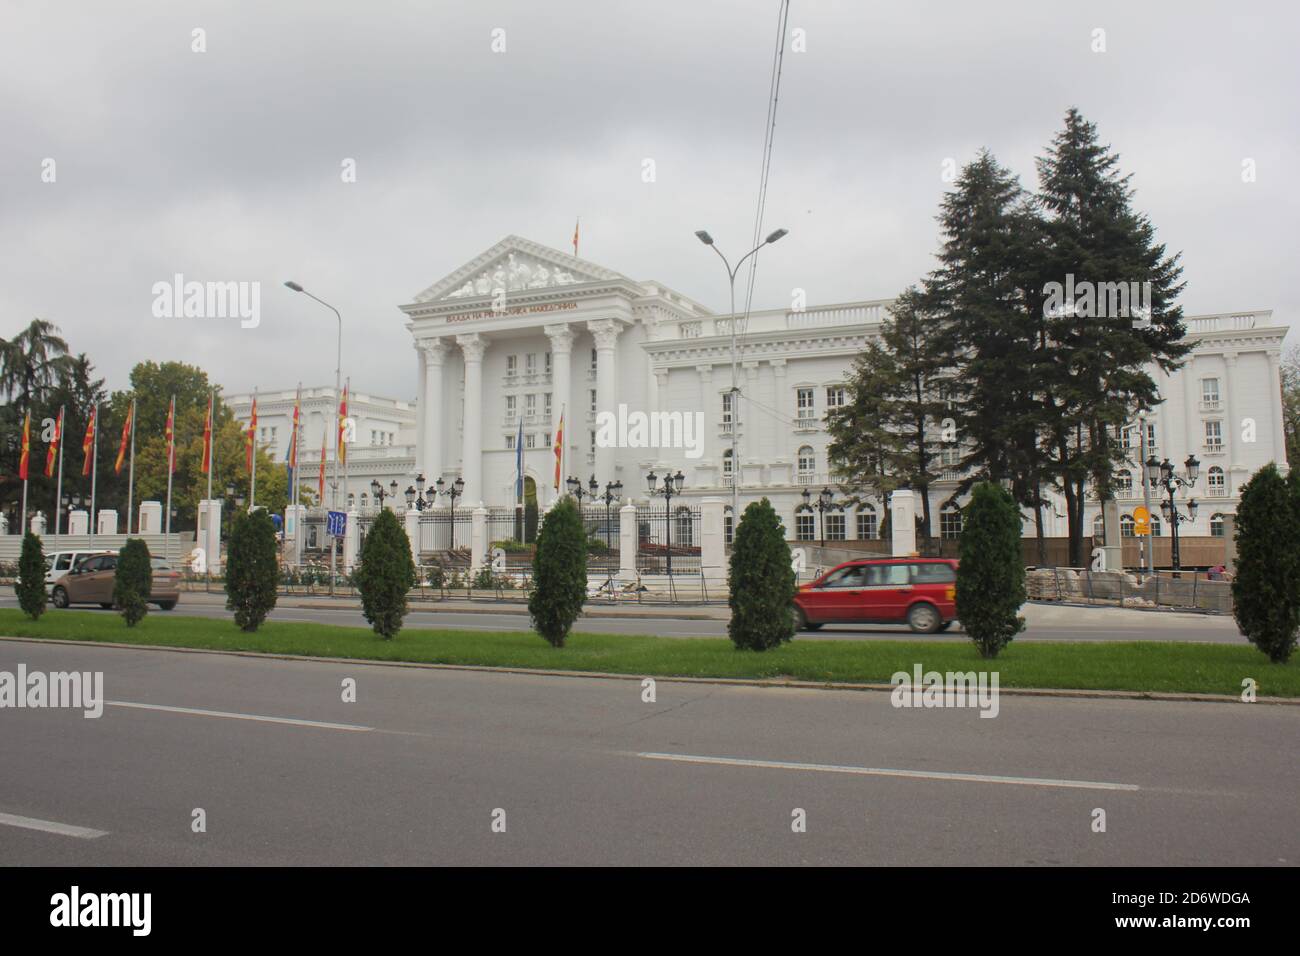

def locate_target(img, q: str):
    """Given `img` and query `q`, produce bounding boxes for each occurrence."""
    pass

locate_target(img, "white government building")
[228,234,1289,550]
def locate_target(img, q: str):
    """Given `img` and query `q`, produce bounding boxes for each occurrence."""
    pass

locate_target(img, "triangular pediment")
[410,235,630,304]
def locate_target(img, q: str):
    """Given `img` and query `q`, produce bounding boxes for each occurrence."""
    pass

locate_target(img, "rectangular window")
[506,355,518,378]
[826,386,846,409]
[1146,423,1158,455]
[797,387,815,421]
[525,394,536,416]
[544,393,552,417]
[526,353,537,374]
[506,395,516,417]
[940,509,963,539]
[1205,420,1223,449]
[825,513,846,541]
[543,432,552,448]
[1201,378,1220,404]
[856,511,878,539]
[722,392,734,427]
[525,433,536,449]
[545,352,553,374]
[796,513,815,541]
[506,435,516,450]
[590,389,597,414]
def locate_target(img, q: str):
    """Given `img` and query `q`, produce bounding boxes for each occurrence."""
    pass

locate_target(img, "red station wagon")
[793,557,959,633]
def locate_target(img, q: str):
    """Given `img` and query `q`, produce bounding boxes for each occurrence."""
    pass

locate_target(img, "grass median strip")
[0,609,1294,698]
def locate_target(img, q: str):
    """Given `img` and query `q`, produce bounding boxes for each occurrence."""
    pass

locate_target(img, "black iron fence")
[635,504,701,574]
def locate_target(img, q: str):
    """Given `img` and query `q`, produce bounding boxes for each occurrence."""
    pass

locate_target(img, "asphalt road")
[0,592,1251,643]
[1,639,1295,865]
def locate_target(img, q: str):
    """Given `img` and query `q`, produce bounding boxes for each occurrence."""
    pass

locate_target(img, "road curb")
[2,634,1293,706]
[177,594,727,621]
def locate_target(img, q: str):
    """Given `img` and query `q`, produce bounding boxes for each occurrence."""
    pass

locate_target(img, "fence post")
[471,506,487,573]
[699,497,726,590]
[404,508,420,568]
[619,503,637,584]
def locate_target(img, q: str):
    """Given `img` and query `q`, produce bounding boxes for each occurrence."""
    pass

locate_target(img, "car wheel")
[907,602,941,634]
[157,601,176,611]
[51,586,69,609]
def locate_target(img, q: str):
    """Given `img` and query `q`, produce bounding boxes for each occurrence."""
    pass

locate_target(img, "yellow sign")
[1133,505,1151,536]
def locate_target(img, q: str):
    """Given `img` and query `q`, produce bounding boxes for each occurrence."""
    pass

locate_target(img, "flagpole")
[53,405,65,537]
[293,382,301,567]
[126,398,136,535]
[20,479,27,537]
[165,395,175,566]
[88,403,98,542]
[205,389,213,514]
[249,387,257,511]
[343,376,350,514]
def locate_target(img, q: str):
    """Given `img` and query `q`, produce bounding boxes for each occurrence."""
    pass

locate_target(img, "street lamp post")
[435,476,466,552]
[284,280,343,594]
[566,474,598,506]
[802,486,836,550]
[646,470,685,576]
[694,227,788,522]
[1145,454,1200,572]
[370,478,399,509]
[596,479,624,555]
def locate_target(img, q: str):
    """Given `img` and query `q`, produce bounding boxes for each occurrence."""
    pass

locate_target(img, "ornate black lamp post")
[646,470,685,575]
[1145,454,1199,571]
[801,486,836,549]
[567,474,599,505]
[596,479,623,553]
[370,478,399,509]
[434,476,466,550]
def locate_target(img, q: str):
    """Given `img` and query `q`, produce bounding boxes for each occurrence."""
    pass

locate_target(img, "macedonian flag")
[81,405,96,477]
[115,401,133,474]
[44,407,62,478]
[18,410,31,481]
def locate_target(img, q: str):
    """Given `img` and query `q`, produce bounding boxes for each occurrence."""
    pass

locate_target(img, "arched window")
[1115,469,1132,495]
[1120,514,1135,538]
[940,505,963,539]
[856,503,878,540]
[674,506,694,546]
[347,493,356,508]
[796,446,815,482]
[794,503,815,541]
[1093,514,1105,539]
[1208,466,1226,496]
[1149,516,1162,536]
[359,493,368,509]
[1210,513,1225,537]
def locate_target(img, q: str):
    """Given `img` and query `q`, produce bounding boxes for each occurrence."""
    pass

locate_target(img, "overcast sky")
[2,0,1295,401]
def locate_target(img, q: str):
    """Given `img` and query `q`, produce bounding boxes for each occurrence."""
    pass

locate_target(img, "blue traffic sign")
[326,511,347,537]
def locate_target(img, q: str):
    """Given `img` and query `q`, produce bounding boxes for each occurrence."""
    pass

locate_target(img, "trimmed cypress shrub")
[354,508,418,639]
[113,538,153,627]
[225,509,280,632]
[528,497,587,647]
[955,482,1027,658]
[16,532,47,621]
[728,497,797,651]
[1232,463,1300,664]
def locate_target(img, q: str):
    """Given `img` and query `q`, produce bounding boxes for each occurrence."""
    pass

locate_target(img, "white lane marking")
[638,752,1140,792]
[0,811,108,839]
[106,700,372,732]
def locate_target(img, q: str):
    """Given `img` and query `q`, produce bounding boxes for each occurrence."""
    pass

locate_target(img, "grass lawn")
[0,608,1295,698]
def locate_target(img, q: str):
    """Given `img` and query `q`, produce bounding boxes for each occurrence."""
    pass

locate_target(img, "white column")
[891,489,917,556]
[743,360,761,482]
[471,505,488,570]
[546,323,575,487]
[96,509,119,535]
[343,508,360,568]
[404,507,420,566]
[457,333,486,506]
[700,496,726,583]
[588,319,622,483]
[1269,351,1287,469]
[414,341,427,476]
[619,502,637,582]
[1222,353,1238,480]
[422,338,448,484]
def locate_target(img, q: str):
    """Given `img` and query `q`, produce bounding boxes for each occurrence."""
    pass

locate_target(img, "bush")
[524,499,539,543]
[113,538,153,627]
[15,532,46,621]
[528,497,587,647]
[225,510,280,632]
[1232,463,1300,664]
[955,482,1026,658]
[354,508,418,639]
[425,564,446,588]
[728,498,796,651]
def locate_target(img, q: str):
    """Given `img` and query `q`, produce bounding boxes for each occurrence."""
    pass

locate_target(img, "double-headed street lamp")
[406,473,436,512]
[647,470,685,575]
[435,475,466,551]
[567,475,598,505]
[596,479,623,553]
[370,479,399,509]
[1145,454,1200,572]
[694,227,788,521]
[801,486,837,549]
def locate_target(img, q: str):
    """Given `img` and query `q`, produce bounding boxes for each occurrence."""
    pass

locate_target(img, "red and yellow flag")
[553,410,564,490]
[318,432,326,501]
[572,218,580,257]
[81,405,97,477]
[288,390,300,473]
[200,394,213,474]
[245,396,258,472]
[18,410,31,481]
[114,402,133,474]
[44,407,62,478]
[336,385,348,466]
[164,396,176,475]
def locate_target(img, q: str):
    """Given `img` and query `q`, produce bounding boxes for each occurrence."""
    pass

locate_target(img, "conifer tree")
[955,482,1026,658]
[113,537,152,627]
[225,509,280,632]
[528,497,587,647]
[16,532,47,620]
[728,498,796,651]
[1232,463,1300,664]
[355,508,418,639]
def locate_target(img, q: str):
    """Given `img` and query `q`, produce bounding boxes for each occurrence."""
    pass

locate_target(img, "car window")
[75,556,97,572]
[864,563,910,586]
[821,566,867,588]
[101,556,117,571]
[911,563,956,584]
[54,554,72,571]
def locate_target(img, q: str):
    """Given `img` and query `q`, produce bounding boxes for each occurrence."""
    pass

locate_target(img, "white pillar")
[197,499,222,572]
[891,489,917,556]
[700,496,726,583]
[138,500,162,534]
[285,503,305,565]
[404,507,420,566]
[471,505,488,570]
[1222,352,1238,472]
[619,502,637,582]
[343,509,361,569]
[545,323,574,492]
[457,333,486,506]
[414,340,427,476]
[588,319,622,483]
[68,509,90,535]
[96,509,119,535]
[422,338,447,484]
[30,512,47,535]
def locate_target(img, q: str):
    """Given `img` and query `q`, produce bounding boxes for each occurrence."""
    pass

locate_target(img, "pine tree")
[1231,464,1300,664]
[225,509,280,632]
[16,531,47,620]
[955,482,1026,658]
[113,538,152,626]
[355,508,418,639]
[1035,108,1190,566]
[728,497,797,651]
[528,497,587,647]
